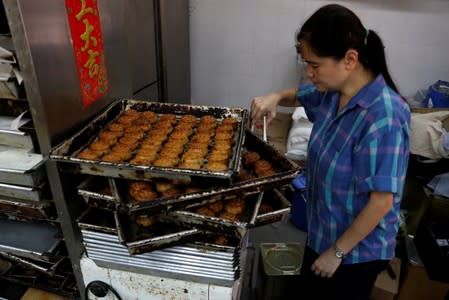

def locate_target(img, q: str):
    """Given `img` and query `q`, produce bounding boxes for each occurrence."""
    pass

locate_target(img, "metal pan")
[0,219,62,261]
[114,210,201,255]
[0,197,56,220]
[166,192,264,238]
[0,145,45,187]
[50,99,249,183]
[0,182,45,202]
[113,130,300,213]
[77,207,118,235]
[255,188,292,226]
[77,176,116,211]
[77,208,240,286]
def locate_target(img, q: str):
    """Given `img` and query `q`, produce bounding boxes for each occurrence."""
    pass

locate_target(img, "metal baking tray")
[112,130,300,213]
[77,176,116,210]
[77,207,118,235]
[255,188,291,226]
[50,99,249,183]
[0,197,56,220]
[78,207,240,286]
[167,192,264,238]
[0,219,62,260]
[0,182,45,202]
[115,210,202,255]
[0,145,45,187]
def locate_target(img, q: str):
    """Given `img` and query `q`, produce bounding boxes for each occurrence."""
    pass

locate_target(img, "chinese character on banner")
[65,0,109,107]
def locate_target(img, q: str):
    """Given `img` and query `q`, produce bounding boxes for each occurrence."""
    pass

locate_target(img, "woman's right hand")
[250,93,281,125]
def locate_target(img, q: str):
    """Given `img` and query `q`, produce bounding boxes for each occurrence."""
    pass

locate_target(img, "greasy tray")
[255,188,291,226]
[0,197,56,220]
[0,182,45,202]
[166,192,264,237]
[77,176,116,211]
[113,130,300,213]
[78,208,240,286]
[0,145,45,187]
[50,99,248,182]
[115,210,201,255]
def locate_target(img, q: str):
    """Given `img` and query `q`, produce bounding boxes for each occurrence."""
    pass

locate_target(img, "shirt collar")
[346,74,387,110]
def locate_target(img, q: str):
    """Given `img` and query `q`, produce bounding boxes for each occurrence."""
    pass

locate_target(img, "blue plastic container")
[423,80,449,108]
[290,172,307,232]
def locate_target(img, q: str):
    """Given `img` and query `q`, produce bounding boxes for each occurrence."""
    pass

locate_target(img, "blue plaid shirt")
[297,75,410,264]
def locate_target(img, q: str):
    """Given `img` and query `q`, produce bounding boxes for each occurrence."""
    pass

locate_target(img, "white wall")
[189,0,449,109]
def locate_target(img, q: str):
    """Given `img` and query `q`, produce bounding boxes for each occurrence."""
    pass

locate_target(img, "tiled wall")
[189,0,449,109]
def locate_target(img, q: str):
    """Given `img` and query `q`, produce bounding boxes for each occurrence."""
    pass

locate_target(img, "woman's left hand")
[310,247,342,278]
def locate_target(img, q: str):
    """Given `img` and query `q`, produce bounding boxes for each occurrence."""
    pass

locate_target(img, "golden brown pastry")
[206,161,228,172]
[154,180,175,193]
[214,236,228,245]
[196,207,216,217]
[122,108,140,117]
[185,186,203,193]
[117,115,138,126]
[218,211,240,222]
[221,117,238,129]
[101,153,124,163]
[208,200,223,213]
[208,151,229,164]
[199,115,216,126]
[119,135,140,148]
[191,133,211,144]
[99,130,120,145]
[179,114,197,126]
[135,215,156,227]
[129,156,154,165]
[158,113,177,124]
[107,123,125,133]
[243,151,260,166]
[258,203,274,214]
[253,159,274,177]
[89,140,110,156]
[129,181,158,202]
[141,111,158,123]
[214,131,234,143]
[161,188,182,197]
[153,157,179,168]
[224,198,245,215]
[179,161,202,169]
[77,149,100,160]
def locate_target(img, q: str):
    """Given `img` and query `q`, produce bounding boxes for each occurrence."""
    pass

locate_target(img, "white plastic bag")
[286,107,312,161]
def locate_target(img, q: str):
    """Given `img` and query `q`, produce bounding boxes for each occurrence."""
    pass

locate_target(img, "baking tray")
[0,145,45,187]
[78,207,241,286]
[50,99,249,183]
[112,130,300,213]
[0,182,45,202]
[255,188,291,226]
[0,219,62,260]
[114,210,202,255]
[0,197,56,220]
[77,176,116,210]
[166,192,264,238]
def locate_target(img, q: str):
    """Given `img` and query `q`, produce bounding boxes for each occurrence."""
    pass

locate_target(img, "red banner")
[65,0,109,107]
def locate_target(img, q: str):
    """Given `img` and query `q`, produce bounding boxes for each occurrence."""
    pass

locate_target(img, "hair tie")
[364,28,370,46]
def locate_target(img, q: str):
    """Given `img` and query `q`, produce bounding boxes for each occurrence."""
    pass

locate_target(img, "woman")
[251,4,410,299]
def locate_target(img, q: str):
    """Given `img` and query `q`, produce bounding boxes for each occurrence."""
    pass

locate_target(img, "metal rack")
[1,0,190,298]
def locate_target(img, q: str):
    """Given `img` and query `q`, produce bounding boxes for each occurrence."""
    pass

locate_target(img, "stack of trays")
[78,208,240,287]
[50,98,300,283]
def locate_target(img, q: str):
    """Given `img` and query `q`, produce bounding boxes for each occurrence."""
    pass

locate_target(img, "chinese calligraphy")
[66,0,109,107]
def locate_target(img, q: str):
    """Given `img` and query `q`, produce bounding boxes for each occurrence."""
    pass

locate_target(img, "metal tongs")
[250,114,267,142]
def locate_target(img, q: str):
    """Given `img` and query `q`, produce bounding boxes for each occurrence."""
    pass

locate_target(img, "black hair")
[296,4,399,93]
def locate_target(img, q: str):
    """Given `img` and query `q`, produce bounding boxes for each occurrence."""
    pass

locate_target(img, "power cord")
[85,280,123,300]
